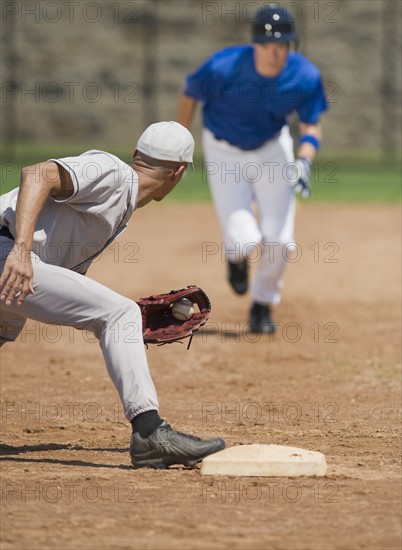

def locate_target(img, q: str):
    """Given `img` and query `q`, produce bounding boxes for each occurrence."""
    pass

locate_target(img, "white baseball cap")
[136,121,194,165]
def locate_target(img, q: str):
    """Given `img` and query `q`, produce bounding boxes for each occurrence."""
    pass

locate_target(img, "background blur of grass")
[0,144,400,203]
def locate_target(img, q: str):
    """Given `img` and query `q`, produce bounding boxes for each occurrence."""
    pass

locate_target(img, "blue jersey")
[184,45,328,150]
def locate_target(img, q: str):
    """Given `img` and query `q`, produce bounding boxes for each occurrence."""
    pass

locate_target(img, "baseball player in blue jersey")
[0,121,225,468]
[178,4,328,333]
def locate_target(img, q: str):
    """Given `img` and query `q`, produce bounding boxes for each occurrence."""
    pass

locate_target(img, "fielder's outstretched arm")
[0,162,73,306]
[177,94,198,129]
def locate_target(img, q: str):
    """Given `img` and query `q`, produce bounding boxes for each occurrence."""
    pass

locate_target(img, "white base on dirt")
[200,444,327,477]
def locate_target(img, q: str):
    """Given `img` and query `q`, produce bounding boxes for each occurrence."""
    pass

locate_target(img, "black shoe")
[249,302,276,334]
[227,259,248,295]
[130,421,225,469]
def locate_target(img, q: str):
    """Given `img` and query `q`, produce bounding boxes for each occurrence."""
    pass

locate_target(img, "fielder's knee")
[83,298,142,340]
[101,298,143,345]
[107,298,142,330]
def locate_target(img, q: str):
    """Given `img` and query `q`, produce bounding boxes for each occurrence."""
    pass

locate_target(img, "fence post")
[1,0,18,162]
[381,0,401,161]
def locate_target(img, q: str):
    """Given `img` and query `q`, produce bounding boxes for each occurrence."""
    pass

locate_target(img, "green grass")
[169,158,401,203]
[1,144,400,203]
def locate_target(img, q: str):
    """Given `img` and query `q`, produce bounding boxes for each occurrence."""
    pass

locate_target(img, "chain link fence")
[1,0,401,161]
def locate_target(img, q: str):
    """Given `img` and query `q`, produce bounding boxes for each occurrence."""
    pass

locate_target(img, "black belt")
[213,135,257,150]
[212,131,281,151]
[0,226,14,240]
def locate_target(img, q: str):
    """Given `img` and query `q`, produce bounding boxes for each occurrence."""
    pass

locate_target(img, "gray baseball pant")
[0,236,159,420]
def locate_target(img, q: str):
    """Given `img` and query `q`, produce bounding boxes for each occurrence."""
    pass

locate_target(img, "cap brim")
[252,33,297,43]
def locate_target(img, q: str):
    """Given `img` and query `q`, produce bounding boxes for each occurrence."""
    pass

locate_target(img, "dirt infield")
[1,203,401,550]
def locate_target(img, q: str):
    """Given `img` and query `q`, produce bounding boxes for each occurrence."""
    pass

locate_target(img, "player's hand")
[291,157,312,199]
[0,244,34,306]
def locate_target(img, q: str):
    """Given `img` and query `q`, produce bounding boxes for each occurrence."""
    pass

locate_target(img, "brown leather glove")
[137,285,211,347]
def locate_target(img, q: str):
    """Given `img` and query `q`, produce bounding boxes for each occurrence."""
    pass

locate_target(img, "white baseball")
[171,298,195,321]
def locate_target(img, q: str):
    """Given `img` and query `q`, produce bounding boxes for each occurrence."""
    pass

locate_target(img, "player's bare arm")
[298,122,322,161]
[0,161,72,306]
[177,94,198,129]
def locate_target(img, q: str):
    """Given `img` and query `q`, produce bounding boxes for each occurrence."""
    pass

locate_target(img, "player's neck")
[134,170,159,208]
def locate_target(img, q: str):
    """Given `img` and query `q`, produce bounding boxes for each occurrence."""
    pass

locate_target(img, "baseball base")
[200,444,327,477]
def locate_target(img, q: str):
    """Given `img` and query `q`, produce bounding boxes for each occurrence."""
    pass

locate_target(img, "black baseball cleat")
[227,259,248,295]
[130,421,225,469]
[249,302,276,334]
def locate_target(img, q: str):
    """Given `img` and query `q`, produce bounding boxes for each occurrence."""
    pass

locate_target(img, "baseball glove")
[136,285,211,348]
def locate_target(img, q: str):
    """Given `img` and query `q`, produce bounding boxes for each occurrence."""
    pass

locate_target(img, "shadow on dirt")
[0,443,132,469]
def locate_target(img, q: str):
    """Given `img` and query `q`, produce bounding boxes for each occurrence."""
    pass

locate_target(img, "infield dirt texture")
[1,203,401,549]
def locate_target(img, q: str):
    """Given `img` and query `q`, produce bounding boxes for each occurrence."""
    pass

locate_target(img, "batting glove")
[291,157,312,199]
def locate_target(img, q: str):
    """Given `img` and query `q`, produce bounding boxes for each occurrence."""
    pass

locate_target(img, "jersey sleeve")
[296,76,329,124]
[183,56,215,101]
[49,151,126,206]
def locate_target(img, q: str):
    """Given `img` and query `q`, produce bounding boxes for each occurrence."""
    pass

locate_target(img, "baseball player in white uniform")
[0,121,225,469]
[178,5,328,333]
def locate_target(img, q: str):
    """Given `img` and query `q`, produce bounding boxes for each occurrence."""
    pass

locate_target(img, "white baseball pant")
[0,236,159,421]
[202,126,296,305]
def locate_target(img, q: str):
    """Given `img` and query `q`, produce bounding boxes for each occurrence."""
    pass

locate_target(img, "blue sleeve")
[184,56,215,102]
[297,77,329,124]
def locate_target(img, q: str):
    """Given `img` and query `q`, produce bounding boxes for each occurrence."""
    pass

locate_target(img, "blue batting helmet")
[252,4,298,45]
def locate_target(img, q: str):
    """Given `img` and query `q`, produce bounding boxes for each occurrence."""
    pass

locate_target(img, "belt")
[212,133,278,151]
[209,125,283,151]
[0,226,14,240]
[213,135,257,151]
